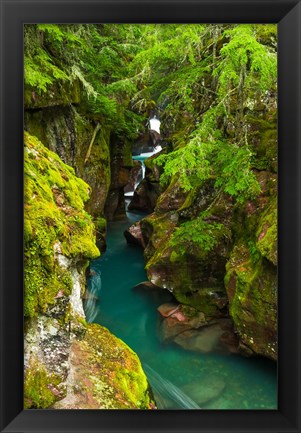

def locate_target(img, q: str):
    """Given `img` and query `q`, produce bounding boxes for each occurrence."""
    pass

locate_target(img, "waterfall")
[143,365,201,410]
[141,161,146,180]
[84,271,101,323]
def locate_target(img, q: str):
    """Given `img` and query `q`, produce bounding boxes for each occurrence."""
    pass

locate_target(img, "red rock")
[157,303,180,318]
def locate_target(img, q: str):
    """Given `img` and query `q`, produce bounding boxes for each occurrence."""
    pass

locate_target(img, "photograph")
[23,23,278,411]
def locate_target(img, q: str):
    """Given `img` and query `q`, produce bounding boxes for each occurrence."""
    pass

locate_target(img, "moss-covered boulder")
[53,323,155,409]
[131,149,277,361]
[140,193,233,317]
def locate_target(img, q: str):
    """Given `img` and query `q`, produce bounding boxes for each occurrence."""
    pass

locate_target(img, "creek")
[85,209,277,410]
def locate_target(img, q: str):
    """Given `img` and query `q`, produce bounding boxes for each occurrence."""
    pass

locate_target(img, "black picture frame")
[0,0,300,432]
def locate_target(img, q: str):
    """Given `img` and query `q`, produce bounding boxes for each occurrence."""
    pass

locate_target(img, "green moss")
[24,131,100,318]
[174,288,226,316]
[256,195,277,265]
[72,323,155,409]
[95,216,107,232]
[246,114,277,172]
[225,242,277,359]
[24,357,63,409]
[24,79,81,109]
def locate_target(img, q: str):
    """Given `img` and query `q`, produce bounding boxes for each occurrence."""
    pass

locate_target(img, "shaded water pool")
[86,211,277,410]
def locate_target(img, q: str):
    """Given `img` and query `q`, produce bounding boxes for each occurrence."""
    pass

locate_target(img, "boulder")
[182,375,226,405]
[124,221,146,248]
[53,323,155,409]
[132,281,174,304]
[141,193,233,314]
[157,303,180,318]
[158,304,207,342]
[128,179,160,213]
[173,320,239,355]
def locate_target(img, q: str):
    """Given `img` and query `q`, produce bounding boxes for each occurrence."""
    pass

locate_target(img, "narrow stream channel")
[85,209,277,410]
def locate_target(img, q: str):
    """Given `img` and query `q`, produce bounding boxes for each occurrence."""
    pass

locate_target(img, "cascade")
[84,270,101,323]
[143,365,201,410]
[141,161,146,181]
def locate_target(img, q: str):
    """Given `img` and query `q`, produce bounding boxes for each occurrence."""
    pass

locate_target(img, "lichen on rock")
[53,323,155,409]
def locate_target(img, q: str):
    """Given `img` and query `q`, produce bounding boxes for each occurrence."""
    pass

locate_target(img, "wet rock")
[155,179,188,213]
[175,326,222,353]
[105,135,133,221]
[142,194,233,312]
[124,160,143,194]
[158,304,207,342]
[157,303,180,318]
[182,375,226,405]
[124,221,145,248]
[133,281,174,304]
[157,299,239,354]
[132,132,154,155]
[128,152,162,212]
[128,179,160,213]
[105,189,127,220]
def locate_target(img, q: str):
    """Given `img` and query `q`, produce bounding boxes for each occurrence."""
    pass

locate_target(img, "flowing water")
[85,210,277,410]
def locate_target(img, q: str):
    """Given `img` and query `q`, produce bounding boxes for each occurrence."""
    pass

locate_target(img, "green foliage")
[215,25,277,96]
[156,137,214,191]
[125,24,276,205]
[24,23,276,203]
[214,142,261,202]
[169,215,226,255]
[24,46,69,92]
[248,240,261,263]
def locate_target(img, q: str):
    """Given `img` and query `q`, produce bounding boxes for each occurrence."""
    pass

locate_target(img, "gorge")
[23,23,278,410]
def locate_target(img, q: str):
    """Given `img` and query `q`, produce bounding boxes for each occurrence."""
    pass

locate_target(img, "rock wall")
[125,105,278,361]
[104,134,133,220]
[24,132,154,409]
[24,95,110,250]
[128,153,163,213]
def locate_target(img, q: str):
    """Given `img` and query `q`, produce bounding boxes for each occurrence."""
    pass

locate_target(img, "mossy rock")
[24,131,100,318]
[155,176,188,213]
[142,193,233,313]
[246,114,277,172]
[24,107,111,222]
[24,79,81,109]
[256,195,277,265]
[24,355,65,409]
[54,323,155,409]
[225,242,277,360]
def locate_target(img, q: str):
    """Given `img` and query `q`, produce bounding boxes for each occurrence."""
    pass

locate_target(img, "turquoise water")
[86,210,277,410]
